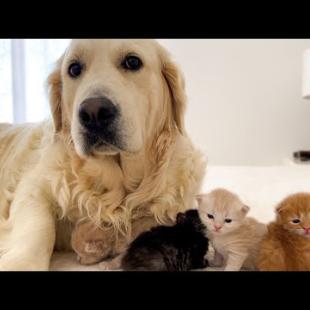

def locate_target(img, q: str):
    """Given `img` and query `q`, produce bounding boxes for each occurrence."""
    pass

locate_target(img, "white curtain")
[0,39,70,124]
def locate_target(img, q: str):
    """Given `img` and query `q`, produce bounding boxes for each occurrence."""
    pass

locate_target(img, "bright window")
[0,39,70,123]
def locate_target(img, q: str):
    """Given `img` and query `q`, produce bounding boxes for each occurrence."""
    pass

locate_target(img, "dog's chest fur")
[0,122,206,253]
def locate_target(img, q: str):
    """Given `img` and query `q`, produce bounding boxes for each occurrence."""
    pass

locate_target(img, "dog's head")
[48,39,186,158]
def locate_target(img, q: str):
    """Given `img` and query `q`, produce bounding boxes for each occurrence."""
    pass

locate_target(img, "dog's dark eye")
[68,62,83,78]
[225,219,232,223]
[121,55,143,71]
[292,219,300,224]
[207,214,214,219]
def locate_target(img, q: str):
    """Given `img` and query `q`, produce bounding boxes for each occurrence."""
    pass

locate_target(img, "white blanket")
[50,165,310,271]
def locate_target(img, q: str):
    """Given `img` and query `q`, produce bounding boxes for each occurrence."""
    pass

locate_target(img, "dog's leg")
[0,187,56,271]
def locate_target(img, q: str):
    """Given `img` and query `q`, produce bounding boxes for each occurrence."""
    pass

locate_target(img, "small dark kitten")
[121,209,209,271]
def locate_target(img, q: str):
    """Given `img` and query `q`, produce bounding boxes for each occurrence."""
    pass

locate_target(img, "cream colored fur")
[0,39,206,270]
[198,189,266,271]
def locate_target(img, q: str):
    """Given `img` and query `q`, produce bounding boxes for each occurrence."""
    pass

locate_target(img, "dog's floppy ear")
[160,48,187,135]
[47,55,64,133]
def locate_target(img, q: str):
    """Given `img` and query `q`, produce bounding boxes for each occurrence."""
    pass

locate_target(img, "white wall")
[157,39,310,166]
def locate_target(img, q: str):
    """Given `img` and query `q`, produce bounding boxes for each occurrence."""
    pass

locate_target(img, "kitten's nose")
[304,227,310,234]
[214,224,222,231]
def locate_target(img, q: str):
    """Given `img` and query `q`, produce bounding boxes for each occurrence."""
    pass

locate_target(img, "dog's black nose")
[79,97,118,130]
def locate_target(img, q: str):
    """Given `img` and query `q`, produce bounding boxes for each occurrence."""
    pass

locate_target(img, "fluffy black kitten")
[121,209,209,271]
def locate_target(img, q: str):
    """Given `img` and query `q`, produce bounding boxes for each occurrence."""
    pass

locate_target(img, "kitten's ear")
[276,204,284,214]
[196,194,205,206]
[241,205,250,215]
[176,212,186,224]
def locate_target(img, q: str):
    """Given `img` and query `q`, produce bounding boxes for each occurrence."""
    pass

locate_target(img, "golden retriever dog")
[0,39,206,270]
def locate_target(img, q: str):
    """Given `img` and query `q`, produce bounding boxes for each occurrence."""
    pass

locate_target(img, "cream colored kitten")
[197,189,267,271]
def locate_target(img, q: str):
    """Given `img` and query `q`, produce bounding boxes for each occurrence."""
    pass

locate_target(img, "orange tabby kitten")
[257,193,310,271]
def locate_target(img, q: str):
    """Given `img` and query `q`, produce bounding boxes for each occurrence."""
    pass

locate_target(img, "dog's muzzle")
[78,96,121,152]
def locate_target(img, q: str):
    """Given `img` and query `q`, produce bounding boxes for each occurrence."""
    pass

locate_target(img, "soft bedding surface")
[50,165,310,271]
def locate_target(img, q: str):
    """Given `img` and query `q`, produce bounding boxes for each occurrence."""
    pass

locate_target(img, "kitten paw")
[99,262,113,271]
[99,257,122,271]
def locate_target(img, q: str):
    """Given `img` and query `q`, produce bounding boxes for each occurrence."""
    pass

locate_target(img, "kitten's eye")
[121,55,143,71]
[225,219,232,223]
[207,214,214,219]
[292,219,300,224]
[68,62,83,78]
